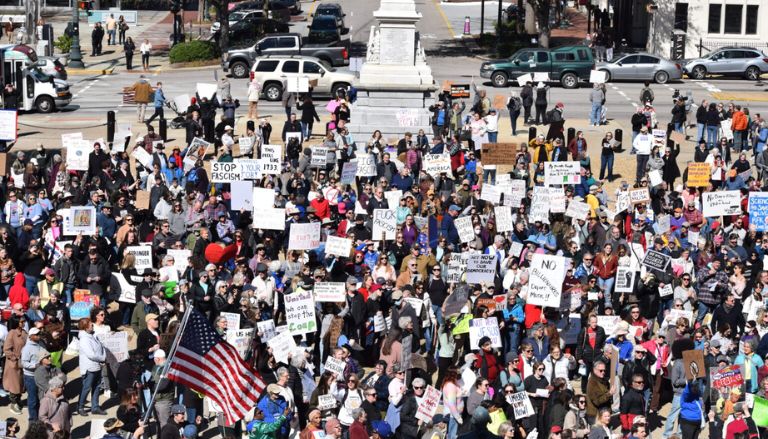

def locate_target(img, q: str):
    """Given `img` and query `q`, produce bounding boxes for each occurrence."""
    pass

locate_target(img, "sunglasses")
[413,386,424,390]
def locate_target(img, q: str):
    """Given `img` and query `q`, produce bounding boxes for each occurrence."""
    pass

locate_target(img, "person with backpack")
[520,81,534,125]
[506,91,522,135]
[534,82,549,125]
[639,82,654,105]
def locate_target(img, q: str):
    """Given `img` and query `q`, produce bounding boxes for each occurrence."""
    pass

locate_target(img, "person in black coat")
[297,96,321,139]
[576,315,607,393]
[520,81,534,124]
[136,315,161,372]
[376,154,398,183]
[91,22,105,56]
[281,113,303,142]
[189,271,214,317]
[662,143,681,188]
[534,84,548,125]
[398,382,425,439]
[619,372,647,434]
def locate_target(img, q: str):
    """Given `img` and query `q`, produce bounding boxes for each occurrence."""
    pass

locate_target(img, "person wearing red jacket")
[8,272,29,310]
[309,191,331,220]
[732,105,748,152]
[642,331,670,413]
[473,335,501,383]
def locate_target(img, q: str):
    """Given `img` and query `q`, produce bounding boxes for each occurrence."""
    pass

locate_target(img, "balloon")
[204,242,237,265]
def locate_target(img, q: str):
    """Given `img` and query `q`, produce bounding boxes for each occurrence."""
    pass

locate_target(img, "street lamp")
[69,0,86,69]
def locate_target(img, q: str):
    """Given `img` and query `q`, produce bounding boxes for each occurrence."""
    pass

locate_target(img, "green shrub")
[54,34,72,54]
[169,40,219,63]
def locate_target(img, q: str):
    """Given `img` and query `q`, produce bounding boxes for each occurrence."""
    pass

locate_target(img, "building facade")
[645,0,767,59]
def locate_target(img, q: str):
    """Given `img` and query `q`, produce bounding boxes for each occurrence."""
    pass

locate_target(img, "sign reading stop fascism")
[210,162,242,183]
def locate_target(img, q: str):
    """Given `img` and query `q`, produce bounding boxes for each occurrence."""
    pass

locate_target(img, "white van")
[0,44,71,113]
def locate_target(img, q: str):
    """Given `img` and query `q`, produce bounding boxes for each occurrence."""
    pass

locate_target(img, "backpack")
[545,109,556,125]
[507,97,522,113]
[640,88,653,104]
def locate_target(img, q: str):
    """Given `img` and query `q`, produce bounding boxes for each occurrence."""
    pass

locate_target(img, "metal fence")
[698,39,768,57]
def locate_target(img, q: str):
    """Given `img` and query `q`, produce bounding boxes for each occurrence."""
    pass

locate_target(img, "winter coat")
[39,389,71,432]
[77,256,111,296]
[130,79,153,104]
[399,393,420,438]
[8,272,29,309]
[576,326,606,363]
[2,328,26,394]
[520,85,534,106]
[585,374,611,418]
[78,330,106,374]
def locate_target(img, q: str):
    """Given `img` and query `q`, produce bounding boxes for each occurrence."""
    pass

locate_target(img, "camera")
[672,89,687,102]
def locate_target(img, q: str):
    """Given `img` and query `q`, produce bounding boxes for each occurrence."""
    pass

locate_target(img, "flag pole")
[131,303,195,438]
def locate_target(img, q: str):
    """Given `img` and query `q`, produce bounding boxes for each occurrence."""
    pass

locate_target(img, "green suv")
[480,46,595,89]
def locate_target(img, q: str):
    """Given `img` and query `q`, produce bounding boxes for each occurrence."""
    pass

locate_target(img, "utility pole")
[69,1,84,68]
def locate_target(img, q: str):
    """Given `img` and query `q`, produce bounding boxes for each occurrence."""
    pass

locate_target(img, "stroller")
[165,101,187,129]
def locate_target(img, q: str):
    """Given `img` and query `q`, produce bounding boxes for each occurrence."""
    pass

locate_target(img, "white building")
[646,0,767,59]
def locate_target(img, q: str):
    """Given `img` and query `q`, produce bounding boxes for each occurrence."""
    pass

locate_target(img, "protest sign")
[642,249,671,271]
[683,349,706,380]
[405,297,424,315]
[238,136,254,156]
[530,186,551,223]
[481,185,501,204]
[656,214,671,234]
[476,297,498,313]
[710,364,744,404]
[447,253,468,284]
[533,72,550,82]
[481,143,517,165]
[670,130,686,145]
[167,249,191,275]
[544,161,581,186]
[721,119,734,140]
[210,162,241,183]
[66,139,91,171]
[423,154,452,177]
[324,357,346,376]
[267,331,296,364]
[238,159,261,179]
[90,419,107,439]
[311,146,328,167]
[528,254,567,308]
[416,386,443,422]
[325,236,352,257]
[509,391,535,418]
[135,191,150,210]
[659,284,674,297]
[589,70,608,84]
[132,146,153,169]
[652,129,666,148]
[230,181,254,210]
[687,163,711,187]
[614,267,636,293]
[372,209,397,240]
[285,290,317,335]
[96,331,129,374]
[466,254,497,284]
[455,216,475,243]
[668,308,694,326]
[469,317,502,348]
[500,179,526,207]
[257,320,277,342]
[384,190,403,209]
[702,190,741,217]
[516,73,533,85]
[649,169,663,187]
[226,328,254,359]
[450,84,470,98]
[64,206,97,235]
[549,187,566,213]
[220,312,240,330]
[0,109,17,140]
[565,200,590,221]
[288,222,321,250]
[749,192,768,231]
[126,246,152,271]
[196,83,217,99]
[318,394,337,411]
[114,273,136,304]
[374,313,387,332]
[252,187,276,208]
[356,154,376,177]
[314,282,346,302]
[286,76,310,93]
[340,160,358,185]
[252,208,285,230]
[616,191,630,213]
[629,187,651,204]
[598,316,621,337]
[495,206,513,232]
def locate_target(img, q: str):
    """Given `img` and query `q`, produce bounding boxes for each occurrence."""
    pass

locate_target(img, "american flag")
[167,309,264,424]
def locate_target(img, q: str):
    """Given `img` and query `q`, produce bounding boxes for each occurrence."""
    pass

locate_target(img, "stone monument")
[348,0,437,142]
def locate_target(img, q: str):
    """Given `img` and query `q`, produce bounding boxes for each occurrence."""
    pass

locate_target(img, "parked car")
[683,47,768,80]
[211,9,290,33]
[249,55,355,101]
[597,53,682,83]
[313,3,347,34]
[222,17,290,49]
[223,32,350,78]
[307,15,341,44]
[231,0,300,15]
[36,56,67,80]
[480,45,594,88]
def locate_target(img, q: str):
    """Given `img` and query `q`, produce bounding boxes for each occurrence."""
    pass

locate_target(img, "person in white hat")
[221,124,235,152]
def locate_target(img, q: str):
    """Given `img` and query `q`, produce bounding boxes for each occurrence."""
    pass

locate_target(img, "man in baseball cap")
[160,404,187,438]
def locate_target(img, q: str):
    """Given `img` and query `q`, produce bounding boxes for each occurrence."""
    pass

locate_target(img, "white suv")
[250,55,356,101]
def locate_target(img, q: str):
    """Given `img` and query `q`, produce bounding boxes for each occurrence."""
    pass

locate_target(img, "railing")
[698,38,768,57]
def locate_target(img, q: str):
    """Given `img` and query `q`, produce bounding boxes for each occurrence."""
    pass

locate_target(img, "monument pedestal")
[348,0,437,143]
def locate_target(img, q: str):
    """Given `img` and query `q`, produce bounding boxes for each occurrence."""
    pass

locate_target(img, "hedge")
[169,40,219,64]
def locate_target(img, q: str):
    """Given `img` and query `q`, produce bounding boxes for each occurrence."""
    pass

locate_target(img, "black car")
[231,0,301,15]
[224,17,290,49]
[313,3,346,34]
[307,15,341,44]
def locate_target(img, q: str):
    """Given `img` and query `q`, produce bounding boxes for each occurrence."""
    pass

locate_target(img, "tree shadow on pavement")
[425,38,485,58]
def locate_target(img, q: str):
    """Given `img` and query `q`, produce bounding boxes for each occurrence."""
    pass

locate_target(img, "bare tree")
[527,0,551,48]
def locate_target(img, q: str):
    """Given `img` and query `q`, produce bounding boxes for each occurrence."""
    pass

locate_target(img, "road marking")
[617,90,626,97]
[631,102,638,107]
[432,0,457,39]
[610,85,618,90]
[350,11,353,17]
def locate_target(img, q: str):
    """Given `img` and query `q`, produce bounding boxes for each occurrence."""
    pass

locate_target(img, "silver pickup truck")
[222,32,349,78]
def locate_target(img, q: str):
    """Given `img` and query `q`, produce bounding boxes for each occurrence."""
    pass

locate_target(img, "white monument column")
[349,0,436,141]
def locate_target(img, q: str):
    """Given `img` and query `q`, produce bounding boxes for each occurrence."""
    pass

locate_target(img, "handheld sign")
[528,254,567,308]
[642,249,671,272]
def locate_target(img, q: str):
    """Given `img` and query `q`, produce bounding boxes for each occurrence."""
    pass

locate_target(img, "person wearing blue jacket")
[735,338,764,393]
[146,81,166,126]
[679,378,705,439]
[440,205,461,249]
[502,287,525,356]
[256,384,292,439]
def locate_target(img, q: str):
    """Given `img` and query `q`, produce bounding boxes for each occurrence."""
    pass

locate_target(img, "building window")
[674,3,688,32]
[746,5,758,34]
[708,4,721,33]
[723,4,743,34]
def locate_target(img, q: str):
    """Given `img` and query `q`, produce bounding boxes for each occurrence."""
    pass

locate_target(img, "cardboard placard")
[324,357,346,376]
[629,187,651,204]
[469,317,502,348]
[372,209,397,241]
[702,190,741,217]
[642,249,671,272]
[314,282,346,302]
[465,254,497,284]
[682,349,706,380]
[285,290,317,335]
[135,191,150,210]
[415,385,443,423]
[481,143,517,165]
[288,222,321,250]
[528,254,567,308]
[545,161,582,186]
[492,95,506,110]
[450,84,470,98]
[749,192,768,232]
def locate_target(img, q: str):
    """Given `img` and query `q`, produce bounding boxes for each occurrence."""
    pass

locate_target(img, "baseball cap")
[183,425,198,438]
[171,404,186,414]
[28,328,41,336]
[145,313,159,323]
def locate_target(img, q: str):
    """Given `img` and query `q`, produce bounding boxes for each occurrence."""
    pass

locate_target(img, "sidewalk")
[550,6,589,46]
[45,10,214,74]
